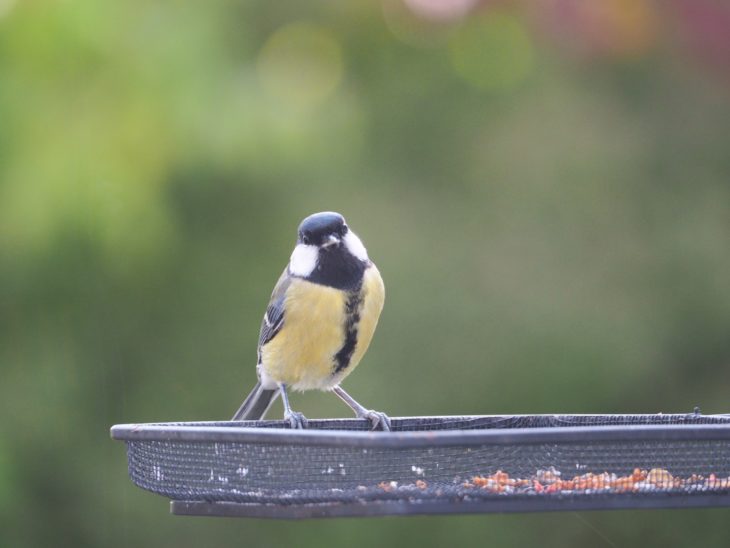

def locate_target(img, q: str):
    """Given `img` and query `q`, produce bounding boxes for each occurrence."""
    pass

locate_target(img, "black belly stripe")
[333,289,362,374]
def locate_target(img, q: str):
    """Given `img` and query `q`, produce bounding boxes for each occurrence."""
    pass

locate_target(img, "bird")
[232,211,390,431]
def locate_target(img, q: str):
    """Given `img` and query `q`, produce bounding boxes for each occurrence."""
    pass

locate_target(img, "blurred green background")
[2,0,730,546]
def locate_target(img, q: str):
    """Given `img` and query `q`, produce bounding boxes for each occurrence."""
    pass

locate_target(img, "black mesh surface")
[111,414,730,517]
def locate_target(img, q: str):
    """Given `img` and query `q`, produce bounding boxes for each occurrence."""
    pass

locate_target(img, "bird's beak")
[322,234,340,248]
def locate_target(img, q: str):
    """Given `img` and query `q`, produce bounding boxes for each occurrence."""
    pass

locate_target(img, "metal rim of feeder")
[111,413,730,519]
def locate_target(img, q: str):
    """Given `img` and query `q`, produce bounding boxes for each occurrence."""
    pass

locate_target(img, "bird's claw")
[284,410,308,429]
[361,410,391,431]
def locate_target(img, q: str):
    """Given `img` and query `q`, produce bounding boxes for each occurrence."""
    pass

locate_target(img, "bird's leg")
[278,383,307,429]
[332,385,391,431]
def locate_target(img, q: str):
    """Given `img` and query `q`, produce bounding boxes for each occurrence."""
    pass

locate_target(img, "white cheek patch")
[344,231,369,261]
[289,244,318,276]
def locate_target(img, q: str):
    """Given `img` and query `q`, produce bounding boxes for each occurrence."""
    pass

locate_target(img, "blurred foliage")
[1,0,730,546]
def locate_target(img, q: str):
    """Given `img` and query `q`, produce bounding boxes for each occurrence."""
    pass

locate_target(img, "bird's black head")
[290,211,368,289]
[297,211,348,248]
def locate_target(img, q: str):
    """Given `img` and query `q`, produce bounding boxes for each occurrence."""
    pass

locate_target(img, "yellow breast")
[259,265,385,391]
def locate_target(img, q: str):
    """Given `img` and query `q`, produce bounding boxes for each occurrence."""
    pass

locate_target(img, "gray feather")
[257,268,291,352]
[231,381,279,421]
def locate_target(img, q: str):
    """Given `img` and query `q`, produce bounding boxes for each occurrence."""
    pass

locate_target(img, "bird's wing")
[258,267,291,350]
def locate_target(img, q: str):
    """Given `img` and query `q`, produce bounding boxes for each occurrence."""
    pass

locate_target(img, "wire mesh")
[111,414,730,518]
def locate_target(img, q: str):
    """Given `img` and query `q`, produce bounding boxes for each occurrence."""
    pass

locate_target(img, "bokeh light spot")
[257,22,344,110]
[0,0,16,19]
[449,12,534,91]
[531,0,657,59]
[404,0,477,23]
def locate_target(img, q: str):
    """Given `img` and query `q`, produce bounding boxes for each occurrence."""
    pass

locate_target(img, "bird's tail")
[231,381,279,421]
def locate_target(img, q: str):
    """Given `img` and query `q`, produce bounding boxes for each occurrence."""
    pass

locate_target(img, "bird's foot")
[284,410,308,429]
[360,410,391,432]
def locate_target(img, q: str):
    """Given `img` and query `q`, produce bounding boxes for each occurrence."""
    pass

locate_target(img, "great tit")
[232,211,390,430]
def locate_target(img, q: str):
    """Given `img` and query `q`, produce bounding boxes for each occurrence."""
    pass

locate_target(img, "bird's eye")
[340,225,348,235]
[301,233,310,244]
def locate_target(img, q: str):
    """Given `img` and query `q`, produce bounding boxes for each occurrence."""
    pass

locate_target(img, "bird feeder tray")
[111,413,730,519]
